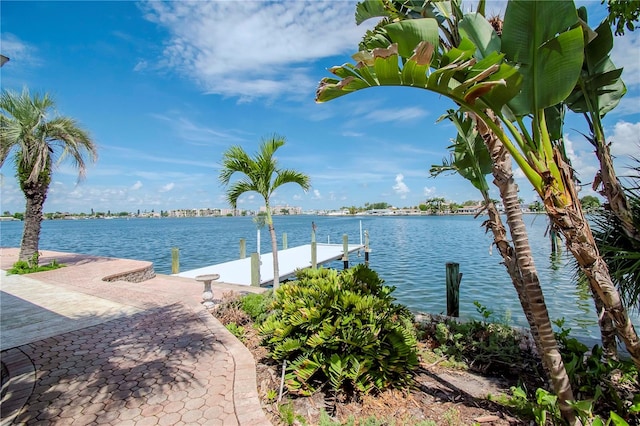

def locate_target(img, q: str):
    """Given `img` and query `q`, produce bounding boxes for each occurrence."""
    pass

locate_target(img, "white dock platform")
[177,243,364,286]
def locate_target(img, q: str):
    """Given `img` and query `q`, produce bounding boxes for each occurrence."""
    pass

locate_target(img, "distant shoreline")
[1,211,549,222]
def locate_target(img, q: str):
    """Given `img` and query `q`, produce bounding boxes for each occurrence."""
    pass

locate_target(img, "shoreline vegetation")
[1,196,600,221]
[212,267,639,426]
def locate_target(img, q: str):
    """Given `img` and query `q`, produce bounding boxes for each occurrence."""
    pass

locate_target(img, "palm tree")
[219,135,310,289]
[0,88,97,263]
[592,158,640,313]
[431,109,574,419]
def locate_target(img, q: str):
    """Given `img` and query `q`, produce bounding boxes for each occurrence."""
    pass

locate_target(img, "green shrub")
[240,291,273,324]
[554,319,639,422]
[417,302,536,378]
[7,257,64,275]
[225,322,246,342]
[259,265,418,397]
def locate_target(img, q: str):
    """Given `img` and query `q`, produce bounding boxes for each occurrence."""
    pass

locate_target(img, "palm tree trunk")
[266,209,280,289]
[548,150,640,368]
[593,291,618,360]
[482,197,545,357]
[477,114,576,423]
[593,132,640,246]
[18,179,48,263]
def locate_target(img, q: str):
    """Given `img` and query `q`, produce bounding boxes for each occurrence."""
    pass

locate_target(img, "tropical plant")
[566,7,637,246]
[259,265,418,397]
[416,303,540,379]
[430,109,564,392]
[0,88,97,262]
[323,0,577,419]
[219,135,310,289]
[591,159,640,313]
[315,0,639,378]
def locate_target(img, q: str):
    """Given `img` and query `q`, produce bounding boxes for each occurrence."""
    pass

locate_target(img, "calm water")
[2,214,635,339]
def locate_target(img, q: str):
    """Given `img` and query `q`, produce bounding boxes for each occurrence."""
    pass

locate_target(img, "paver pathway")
[0,248,271,426]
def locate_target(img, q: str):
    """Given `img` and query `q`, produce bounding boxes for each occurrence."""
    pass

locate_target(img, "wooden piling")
[364,230,370,266]
[283,233,288,250]
[342,234,349,270]
[171,247,179,274]
[550,228,560,255]
[251,253,260,287]
[240,238,246,259]
[446,262,462,317]
[311,242,317,269]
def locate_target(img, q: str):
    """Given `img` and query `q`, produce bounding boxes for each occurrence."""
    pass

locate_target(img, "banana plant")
[431,110,544,351]
[316,0,639,379]
[567,8,638,247]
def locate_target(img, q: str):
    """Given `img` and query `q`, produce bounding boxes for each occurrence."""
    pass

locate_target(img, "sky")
[1,1,639,214]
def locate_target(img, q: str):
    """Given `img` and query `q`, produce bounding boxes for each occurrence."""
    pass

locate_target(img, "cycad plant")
[259,265,418,397]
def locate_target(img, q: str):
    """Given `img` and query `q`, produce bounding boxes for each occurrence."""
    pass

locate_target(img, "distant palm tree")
[0,88,97,263]
[219,135,310,289]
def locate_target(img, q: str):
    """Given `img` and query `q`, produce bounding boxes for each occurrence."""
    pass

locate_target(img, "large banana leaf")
[501,1,584,116]
[459,12,501,59]
[385,19,440,58]
[565,17,626,117]
[318,29,521,115]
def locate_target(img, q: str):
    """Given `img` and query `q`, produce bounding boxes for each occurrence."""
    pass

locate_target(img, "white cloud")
[610,95,640,117]
[160,182,175,192]
[608,121,640,158]
[563,134,599,186]
[150,113,245,145]
[423,186,436,196]
[392,174,410,198]
[133,60,148,72]
[611,30,640,88]
[139,1,370,100]
[131,181,143,190]
[0,33,40,67]
[312,189,322,199]
[342,131,364,137]
[365,107,429,123]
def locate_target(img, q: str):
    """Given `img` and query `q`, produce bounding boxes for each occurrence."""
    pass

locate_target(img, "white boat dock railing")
[177,243,365,286]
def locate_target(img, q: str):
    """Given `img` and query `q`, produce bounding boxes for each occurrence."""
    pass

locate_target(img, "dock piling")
[342,235,349,270]
[364,231,370,266]
[240,238,246,259]
[171,247,180,274]
[251,253,260,287]
[283,233,288,250]
[446,262,462,317]
[311,242,317,269]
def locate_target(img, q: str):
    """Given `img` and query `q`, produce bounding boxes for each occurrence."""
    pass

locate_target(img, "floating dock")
[177,243,364,286]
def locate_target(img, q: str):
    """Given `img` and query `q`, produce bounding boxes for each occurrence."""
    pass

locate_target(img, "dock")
[177,243,364,286]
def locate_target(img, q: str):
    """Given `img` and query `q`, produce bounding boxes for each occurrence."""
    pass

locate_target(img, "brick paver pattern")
[0,248,271,426]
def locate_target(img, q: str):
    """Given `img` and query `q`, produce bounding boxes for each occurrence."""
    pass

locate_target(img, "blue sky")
[1,1,639,214]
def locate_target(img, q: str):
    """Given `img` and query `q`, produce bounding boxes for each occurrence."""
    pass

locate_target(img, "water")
[2,214,635,340]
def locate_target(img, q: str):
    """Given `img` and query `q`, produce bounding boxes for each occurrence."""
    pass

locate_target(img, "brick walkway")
[0,248,271,425]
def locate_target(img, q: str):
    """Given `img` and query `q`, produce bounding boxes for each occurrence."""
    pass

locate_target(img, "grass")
[7,258,64,275]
